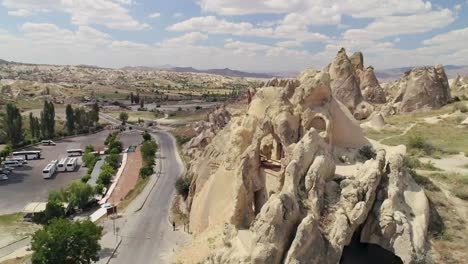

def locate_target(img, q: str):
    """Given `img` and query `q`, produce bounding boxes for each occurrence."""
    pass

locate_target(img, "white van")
[57,158,68,172]
[42,160,58,179]
[3,160,22,167]
[8,156,27,164]
[66,158,77,172]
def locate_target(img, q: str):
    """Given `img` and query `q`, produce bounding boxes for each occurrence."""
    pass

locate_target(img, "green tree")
[40,101,55,139]
[142,131,151,142]
[29,112,36,139]
[4,103,24,147]
[66,181,94,209]
[119,112,129,125]
[65,104,75,134]
[0,144,13,161]
[89,102,99,125]
[141,140,157,166]
[108,140,123,154]
[31,218,102,264]
[32,200,66,225]
[84,145,95,154]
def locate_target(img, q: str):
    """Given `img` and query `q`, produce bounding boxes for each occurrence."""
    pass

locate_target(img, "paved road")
[98,113,186,264]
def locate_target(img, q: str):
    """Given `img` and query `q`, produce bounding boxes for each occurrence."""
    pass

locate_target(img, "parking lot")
[0,129,142,215]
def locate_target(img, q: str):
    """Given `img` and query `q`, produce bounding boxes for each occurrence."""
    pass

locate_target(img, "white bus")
[67,149,84,157]
[42,160,58,179]
[66,158,78,172]
[57,158,68,172]
[12,151,41,160]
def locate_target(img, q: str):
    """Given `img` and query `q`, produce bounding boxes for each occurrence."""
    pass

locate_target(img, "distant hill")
[0,59,11,64]
[376,65,468,81]
[123,65,276,79]
[168,67,276,79]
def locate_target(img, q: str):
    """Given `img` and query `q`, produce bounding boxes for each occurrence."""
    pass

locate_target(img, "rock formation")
[185,106,231,153]
[360,67,387,104]
[328,48,363,112]
[327,49,386,114]
[392,65,451,112]
[182,66,430,264]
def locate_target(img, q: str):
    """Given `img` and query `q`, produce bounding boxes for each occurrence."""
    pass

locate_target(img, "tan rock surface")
[180,65,430,264]
[392,65,451,112]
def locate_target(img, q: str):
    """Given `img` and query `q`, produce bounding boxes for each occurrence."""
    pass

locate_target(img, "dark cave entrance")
[340,228,403,264]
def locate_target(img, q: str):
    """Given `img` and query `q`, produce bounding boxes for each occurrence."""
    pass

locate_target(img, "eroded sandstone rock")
[392,65,451,112]
[182,65,429,264]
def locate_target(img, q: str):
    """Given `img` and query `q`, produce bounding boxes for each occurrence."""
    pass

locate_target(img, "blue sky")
[0,0,467,72]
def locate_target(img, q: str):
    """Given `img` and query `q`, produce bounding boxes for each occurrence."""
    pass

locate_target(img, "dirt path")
[420,153,468,174]
[378,123,416,143]
[108,147,142,205]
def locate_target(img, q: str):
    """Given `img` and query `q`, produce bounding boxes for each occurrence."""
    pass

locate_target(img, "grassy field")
[365,103,468,155]
[380,119,468,155]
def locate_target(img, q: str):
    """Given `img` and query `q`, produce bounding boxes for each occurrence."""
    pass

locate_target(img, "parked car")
[41,140,56,146]
[0,174,8,181]
[1,166,14,172]
[0,169,11,175]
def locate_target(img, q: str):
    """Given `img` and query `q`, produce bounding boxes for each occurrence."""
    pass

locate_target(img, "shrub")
[407,135,436,156]
[358,145,376,160]
[139,166,153,178]
[81,174,91,183]
[175,177,191,198]
[94,184,105,195]
[452,102,468,113]
[175,135,192,146]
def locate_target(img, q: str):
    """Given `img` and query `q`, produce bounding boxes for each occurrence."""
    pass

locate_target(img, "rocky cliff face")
[182,67,430,264]
[392,65,451,112]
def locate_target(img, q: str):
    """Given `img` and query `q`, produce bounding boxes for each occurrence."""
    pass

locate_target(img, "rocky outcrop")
[392,65,451,112]
[185,106,231,152]
[360,66,387,104]
[354,101,374,120]
[328,48,363,112]
[327,49,387,114]
[349,52,364,72]
[182,66,430,264]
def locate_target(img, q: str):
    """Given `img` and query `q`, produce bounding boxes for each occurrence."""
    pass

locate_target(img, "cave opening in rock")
[340,227,403,264]
[310,116,326,132]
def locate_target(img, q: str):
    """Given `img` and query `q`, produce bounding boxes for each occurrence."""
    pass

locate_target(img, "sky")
[0,0,467,72]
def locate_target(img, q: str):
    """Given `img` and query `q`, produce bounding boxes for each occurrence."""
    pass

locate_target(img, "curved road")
[98,113,186,264]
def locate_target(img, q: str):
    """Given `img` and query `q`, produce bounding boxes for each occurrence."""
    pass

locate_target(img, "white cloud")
[422,27,468,52]
[158,32,208,47]
[20,23,112,47]
[167,16,328,42]
[276,40,302,48]
[148,12,161,19]
[113,0,133,5]
[7,9,32,17]
[2,0,149,31]
[173,13,184,18]
[343,9,455,40]
[198,0,433,22]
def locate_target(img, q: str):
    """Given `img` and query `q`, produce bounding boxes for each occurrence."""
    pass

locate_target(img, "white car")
[41,140,56,146]
[0,174,8,181]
